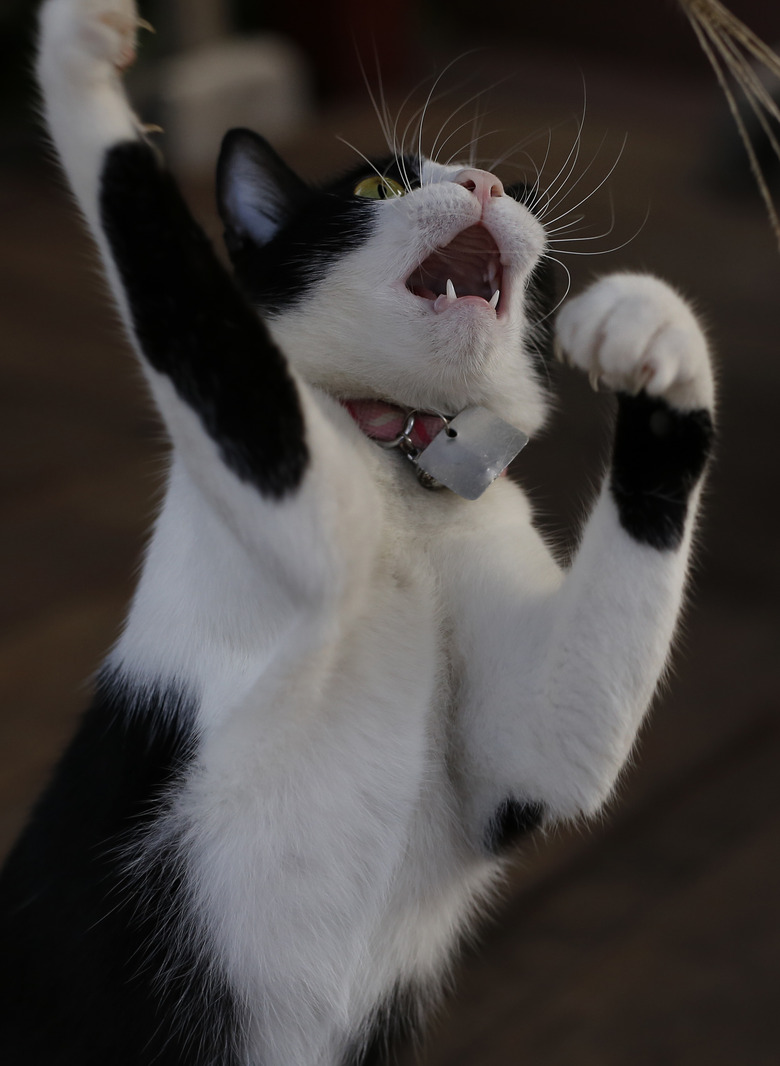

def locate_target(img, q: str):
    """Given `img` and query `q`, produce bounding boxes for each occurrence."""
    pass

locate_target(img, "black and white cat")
[0,1,716,1063]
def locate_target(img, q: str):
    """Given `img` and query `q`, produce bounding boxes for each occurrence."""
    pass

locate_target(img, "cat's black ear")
[217,128,309,252]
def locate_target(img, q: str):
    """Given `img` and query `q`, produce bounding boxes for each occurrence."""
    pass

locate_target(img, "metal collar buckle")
[377,409,453,458]
[377,410,454,489]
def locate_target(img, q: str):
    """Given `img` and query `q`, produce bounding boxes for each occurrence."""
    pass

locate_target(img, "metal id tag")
[414,406,529,500]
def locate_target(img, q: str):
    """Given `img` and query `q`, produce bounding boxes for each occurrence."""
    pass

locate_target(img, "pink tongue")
[433,293,491,314]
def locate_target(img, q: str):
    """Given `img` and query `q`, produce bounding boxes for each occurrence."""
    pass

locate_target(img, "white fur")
[556,272,715,410]
[36,2,716,1064]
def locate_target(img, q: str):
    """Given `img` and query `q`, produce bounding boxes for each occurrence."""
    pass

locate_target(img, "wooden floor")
[1,51,779,1064]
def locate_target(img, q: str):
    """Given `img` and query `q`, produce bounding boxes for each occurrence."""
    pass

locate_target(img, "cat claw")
[631,362,655,395]
[589,368,601,392]
[137,17,155,33]
[94,5,140,72]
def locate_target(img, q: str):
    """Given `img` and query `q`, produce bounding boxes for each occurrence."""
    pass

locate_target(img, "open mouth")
[405,224,504,314]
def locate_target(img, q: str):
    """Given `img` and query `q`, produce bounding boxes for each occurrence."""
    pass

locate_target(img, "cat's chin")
[415,292,506,330]
[422,293,512,376]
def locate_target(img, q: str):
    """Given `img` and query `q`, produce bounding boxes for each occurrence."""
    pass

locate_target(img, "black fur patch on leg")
[610,392,714,550]
[100,140,307,499]
[485,798,545,854]
[0,671,242,1066]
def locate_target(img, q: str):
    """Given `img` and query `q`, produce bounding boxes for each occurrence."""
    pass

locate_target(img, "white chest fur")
[119,455,523,1065]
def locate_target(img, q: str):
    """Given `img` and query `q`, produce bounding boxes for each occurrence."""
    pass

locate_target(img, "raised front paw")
[555,273,715,412]
[40,0,143,74]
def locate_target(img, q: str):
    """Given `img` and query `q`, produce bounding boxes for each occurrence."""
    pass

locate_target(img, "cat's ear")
[217,128,309,252]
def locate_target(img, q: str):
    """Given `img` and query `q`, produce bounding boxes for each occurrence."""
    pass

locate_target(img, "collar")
[341,399,451,453]
[342,399,529,499]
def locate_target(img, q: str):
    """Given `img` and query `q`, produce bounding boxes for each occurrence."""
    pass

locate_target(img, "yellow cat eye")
[353,176,406,200]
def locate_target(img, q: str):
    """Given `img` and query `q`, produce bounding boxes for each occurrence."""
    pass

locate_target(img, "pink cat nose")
[454,168,504,207]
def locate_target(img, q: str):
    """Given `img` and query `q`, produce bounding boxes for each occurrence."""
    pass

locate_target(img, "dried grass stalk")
[678,0,780,249]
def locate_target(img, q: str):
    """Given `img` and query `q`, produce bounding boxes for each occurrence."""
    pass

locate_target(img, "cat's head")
[217,128,556,434]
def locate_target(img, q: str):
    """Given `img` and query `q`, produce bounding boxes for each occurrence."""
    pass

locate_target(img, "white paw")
[39,0,142,75]
[555,274,714,411]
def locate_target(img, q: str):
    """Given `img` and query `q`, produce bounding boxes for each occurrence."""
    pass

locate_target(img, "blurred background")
[1,1,779,1063]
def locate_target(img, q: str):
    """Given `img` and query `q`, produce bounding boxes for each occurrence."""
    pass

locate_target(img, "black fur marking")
[341,985,422,1066]
[610,392,714,550]
[225,184,376,311]
[100,140,308,499]
[0,672,242,1065]
[485,797,545,853]
[221,150,422,313]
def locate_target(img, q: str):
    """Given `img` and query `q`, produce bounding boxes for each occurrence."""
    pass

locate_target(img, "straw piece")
[678,0,780,250]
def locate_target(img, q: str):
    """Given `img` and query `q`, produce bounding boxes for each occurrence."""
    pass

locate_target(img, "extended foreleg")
[38,0,307,499]
[457,274,715,840]
[541,274,714,812]
[37,0,379,616]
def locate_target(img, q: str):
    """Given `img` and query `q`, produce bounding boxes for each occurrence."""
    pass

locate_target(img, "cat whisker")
[335,135,402,192]
[389,76,442,191]
[441,123,507,170]
[427,85,487,167]
[533,94,588,219]
[426,74,513,168]
[486,114,578,179]
[468,101,485,169]
[520,129,556,215]
[360,58,440,192]
[416,68,458,184]
[410,53,488,181]
[539,134,627,231]
[487,142,543,185]
[546,190,614,240]
[396,96,431,183]
[356,46,395,161]
[548,200,649,257]
[535,131,605,220]
[433,107,496,170]
[536,252,573,323]
[544,213,588,235]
